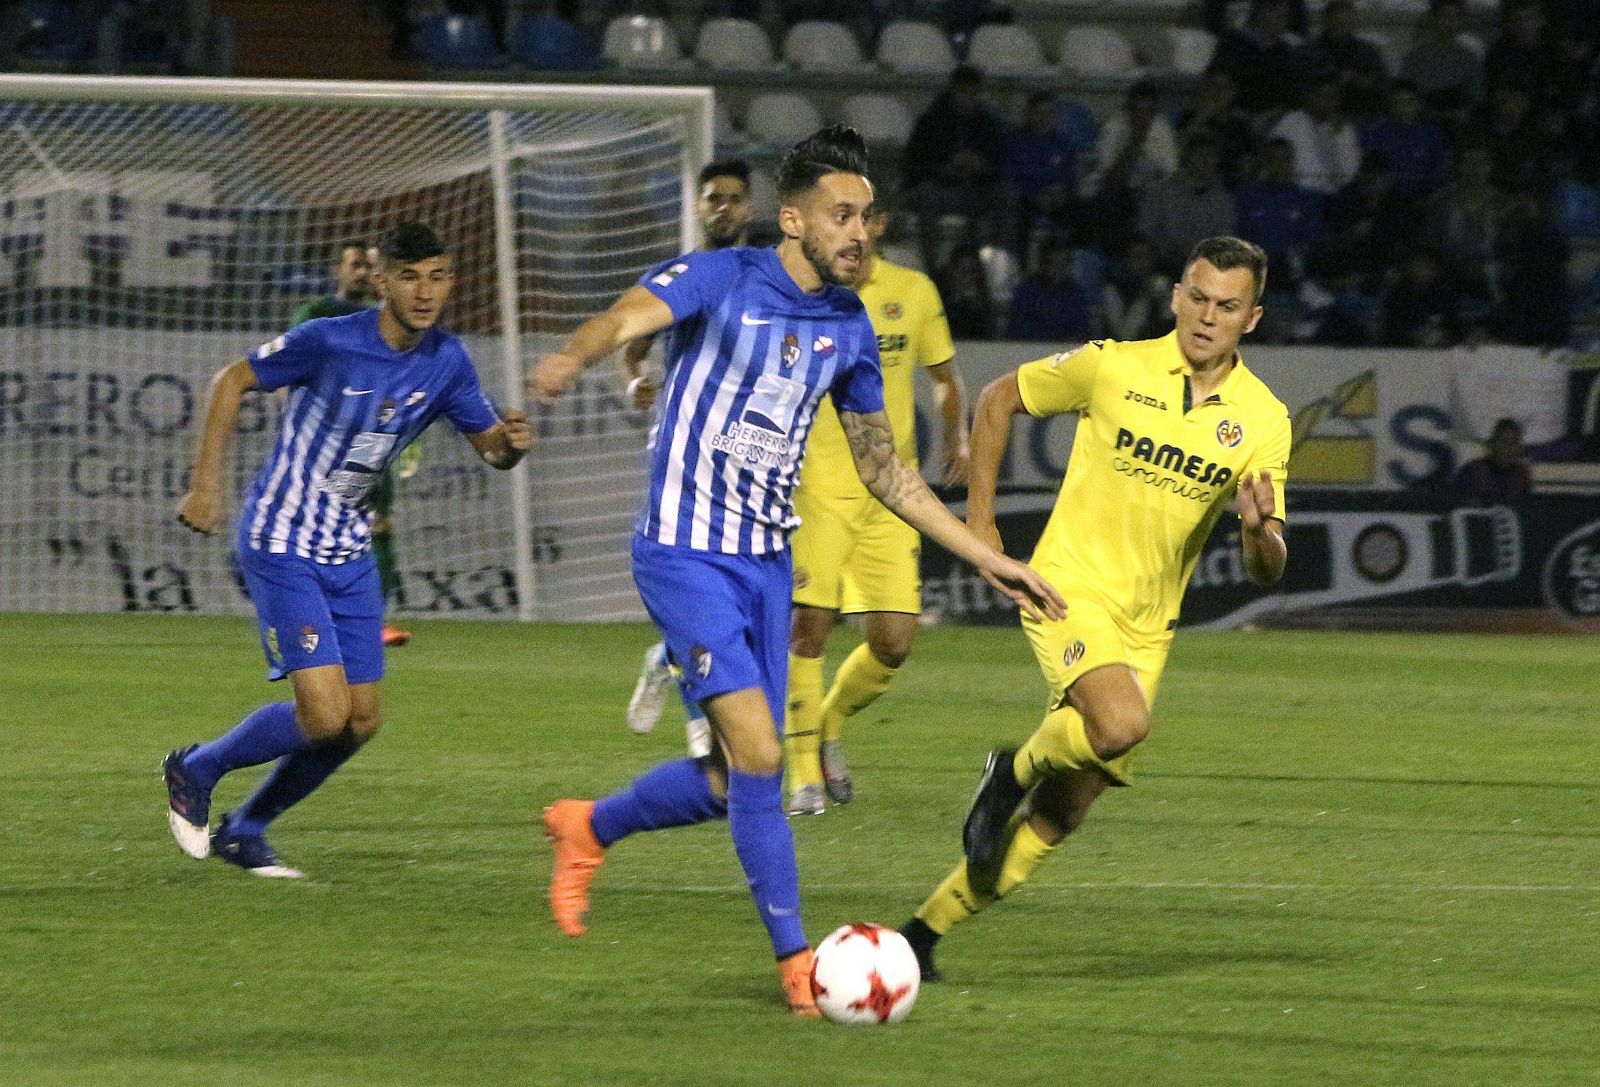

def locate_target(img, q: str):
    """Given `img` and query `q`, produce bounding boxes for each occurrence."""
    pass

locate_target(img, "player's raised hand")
[175,487,225,537]
[1236,471,1276,532]
[502,408,534,451]
[977,553,1067,623]
[527,352,583,405]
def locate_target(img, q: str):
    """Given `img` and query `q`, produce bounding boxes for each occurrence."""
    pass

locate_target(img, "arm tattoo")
[839,410,935,514]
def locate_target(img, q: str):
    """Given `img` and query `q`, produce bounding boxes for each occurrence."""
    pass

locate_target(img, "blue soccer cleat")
[162,744,213,859]
[211,814,303,879]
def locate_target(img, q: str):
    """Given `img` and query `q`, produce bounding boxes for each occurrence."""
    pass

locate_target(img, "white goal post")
[0,74,712,622]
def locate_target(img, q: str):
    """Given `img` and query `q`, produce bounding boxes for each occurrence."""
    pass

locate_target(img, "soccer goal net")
[0,75,711,621]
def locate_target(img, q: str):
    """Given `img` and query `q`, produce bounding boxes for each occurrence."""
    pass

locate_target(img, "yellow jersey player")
[898,236,1291,980]
[784,207,970,816]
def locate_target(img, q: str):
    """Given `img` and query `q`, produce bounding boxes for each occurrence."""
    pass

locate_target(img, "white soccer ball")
[810,922,921,1025]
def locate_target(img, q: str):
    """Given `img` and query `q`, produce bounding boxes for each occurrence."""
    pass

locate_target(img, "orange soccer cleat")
[381,624,412,647]
[778,948,821,1018]
[542,799,604,937]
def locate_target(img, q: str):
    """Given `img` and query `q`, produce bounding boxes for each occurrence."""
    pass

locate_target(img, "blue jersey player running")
[164,221,532,878]
[527,127,1064,1017]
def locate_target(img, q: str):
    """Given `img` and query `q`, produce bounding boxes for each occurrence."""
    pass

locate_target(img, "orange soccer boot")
[542,799,604,937]
[778,948,821,1018]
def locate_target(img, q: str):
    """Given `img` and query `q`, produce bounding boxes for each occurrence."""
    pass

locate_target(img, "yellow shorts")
[791,488,921,615]
[1020,597,1172,785]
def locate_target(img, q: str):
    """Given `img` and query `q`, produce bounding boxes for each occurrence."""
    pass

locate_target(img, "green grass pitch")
[2,614,1597,1086]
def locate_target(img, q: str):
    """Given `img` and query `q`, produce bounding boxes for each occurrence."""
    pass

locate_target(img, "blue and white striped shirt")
[638,247,884,555]
[241,309,499,563]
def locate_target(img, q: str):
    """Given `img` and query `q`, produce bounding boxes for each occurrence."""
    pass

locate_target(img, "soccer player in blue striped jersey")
[163,221,532,878]
[527,126,1065,1017]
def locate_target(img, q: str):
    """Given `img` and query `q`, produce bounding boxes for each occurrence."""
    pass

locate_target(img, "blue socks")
[726,768,806,960]
[591,758,726,847]
[230,733,363,838]
[185,702,311,787]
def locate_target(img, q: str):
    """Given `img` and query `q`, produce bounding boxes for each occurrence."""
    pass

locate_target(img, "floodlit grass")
[2,614,1597,1086]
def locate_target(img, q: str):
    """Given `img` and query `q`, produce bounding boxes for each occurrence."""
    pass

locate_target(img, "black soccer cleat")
[962,747,1026,893]
[162,744,213,859]
[210,813,303,879]
[899,919,943,983]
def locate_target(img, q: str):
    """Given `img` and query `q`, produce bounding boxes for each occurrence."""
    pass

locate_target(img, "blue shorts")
[631,533,791,728]
[238,546,384,685]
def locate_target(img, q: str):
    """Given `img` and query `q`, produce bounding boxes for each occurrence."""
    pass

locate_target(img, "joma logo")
[1125,389,1168,411]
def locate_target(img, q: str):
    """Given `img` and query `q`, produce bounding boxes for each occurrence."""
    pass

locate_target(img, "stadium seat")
[840,93,913,148]
[875,20,955,76]
[601,15,685,70]
[509,14,601,71]
[745,93,823,145]
[694,17,774,70]
[1163,27,1216,76]
[410,14,505,69]
[1060,26,1143,82]
[782,20,866,72]
[964,24,1045,77]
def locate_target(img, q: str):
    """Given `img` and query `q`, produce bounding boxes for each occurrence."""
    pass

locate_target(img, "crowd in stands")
[6,0,1600,350]
[0,0,195,72]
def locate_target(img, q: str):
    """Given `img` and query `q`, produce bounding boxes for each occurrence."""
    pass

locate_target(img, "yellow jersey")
[800,257,955,499]
[1017,332,1291,633]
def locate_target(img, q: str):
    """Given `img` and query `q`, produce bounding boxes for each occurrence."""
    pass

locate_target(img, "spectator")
[1483,0,1557,104]
[1475,79,1556,196]
[103,0,186,72]
[1269,77,1363,195]
[934,244,998,340]
[1494,194,1573,347]
[1081,81,1177,250]
[1173,69,1257,187]
[1296,0,1391,118]
[1381,250,1461,347]
[1097,235,1173,341]
[1317,155,1412,288]
[1399,0,1482,120]
[1138,135,1238,275]
[1234,138,1326,290]
[1424,146,1508,304]
[1359,79,1453,200]
[1454,417,1532,503]
[903,65,1009,270]
[1208,0,1305,114]
[1007,240,1095,342]
[1003,90,1081,258]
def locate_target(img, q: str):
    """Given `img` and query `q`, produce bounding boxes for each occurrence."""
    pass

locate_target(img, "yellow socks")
[1013,704,1107,788]
[914,821,1059,934]
[819,643,898,742]
[783,652,824,791]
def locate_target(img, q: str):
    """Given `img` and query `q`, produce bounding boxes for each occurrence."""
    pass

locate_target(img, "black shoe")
[211,813,304,879]
[962,747,1025,892]
[898,918,943,983]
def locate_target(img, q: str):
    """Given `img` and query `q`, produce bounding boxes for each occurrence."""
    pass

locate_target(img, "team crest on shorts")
[794,567,810,590]
[265,626,281,663]
[690,644,713,678]
[882,301,903,321]
[299,625,320,653]
[1062,640,1086,668]
[781,333,801,369]
[377,399,397,425]
[1216,420,1244,447]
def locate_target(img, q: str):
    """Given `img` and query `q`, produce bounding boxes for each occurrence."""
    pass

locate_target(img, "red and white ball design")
[809,922,921,1025]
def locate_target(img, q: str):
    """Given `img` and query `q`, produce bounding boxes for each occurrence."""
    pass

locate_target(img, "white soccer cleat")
[167,810,212,859]
[786,783,826,817]
[626,642,673,734]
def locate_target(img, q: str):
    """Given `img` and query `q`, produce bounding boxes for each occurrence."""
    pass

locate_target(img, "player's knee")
[295,697,352,743]
[1084,704,1149,760]
[724,733,783,777]
[789,629,828,658]
[348,707,382,742]
[867,634,913,670]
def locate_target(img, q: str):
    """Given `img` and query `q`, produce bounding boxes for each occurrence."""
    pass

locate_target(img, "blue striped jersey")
[638,246,884,555]
[241,309,499,563]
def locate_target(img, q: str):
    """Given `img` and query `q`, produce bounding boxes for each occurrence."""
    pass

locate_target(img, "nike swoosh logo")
[343,387,373,396]
[740,312,771,326]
